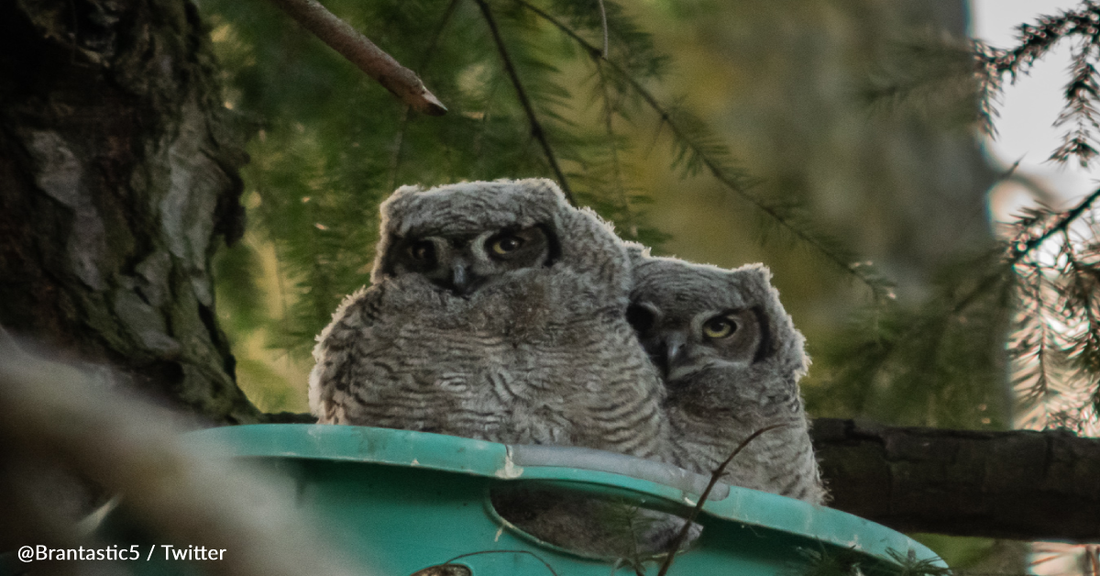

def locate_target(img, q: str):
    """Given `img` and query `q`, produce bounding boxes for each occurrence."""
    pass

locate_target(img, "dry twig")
[656,423,788,576]
[266,0,447,116]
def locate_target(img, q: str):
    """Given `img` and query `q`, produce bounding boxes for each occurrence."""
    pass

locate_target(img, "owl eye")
[626,304,656,334]
[702,316,737,339]
[490,234,524,256]
[408,241,435,262]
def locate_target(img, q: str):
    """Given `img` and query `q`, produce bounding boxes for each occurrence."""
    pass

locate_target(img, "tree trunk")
[813,418,1100,541]
[0,0,260,424]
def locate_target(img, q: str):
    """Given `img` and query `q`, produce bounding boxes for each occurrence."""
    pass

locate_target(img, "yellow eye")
[702,317,736,339]
[491,235,524,255]
[408,241,434,261]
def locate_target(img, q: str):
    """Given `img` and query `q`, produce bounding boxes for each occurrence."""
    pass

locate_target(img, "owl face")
[380,225,557,295]
[626,256,805,397]
[627,298,769,383]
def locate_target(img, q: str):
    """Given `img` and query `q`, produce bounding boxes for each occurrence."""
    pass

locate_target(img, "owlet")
[309,179,670,458]
[627,247,826,504]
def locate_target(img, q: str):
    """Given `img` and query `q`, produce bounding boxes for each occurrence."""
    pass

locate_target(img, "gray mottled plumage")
[308,179,669,458]
[627,246,827,505]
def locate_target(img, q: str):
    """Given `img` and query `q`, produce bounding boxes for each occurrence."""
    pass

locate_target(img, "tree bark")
[812,418,1100,541]
[0,0,261,424]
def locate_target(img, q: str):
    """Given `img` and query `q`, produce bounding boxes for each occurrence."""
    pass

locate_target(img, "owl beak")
[448,262,485,296]
[658,332,687,378]
[666,333,686,365]
[450,263,471,294]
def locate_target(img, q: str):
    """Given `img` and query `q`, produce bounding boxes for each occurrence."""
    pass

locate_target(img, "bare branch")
[265,0,447,116]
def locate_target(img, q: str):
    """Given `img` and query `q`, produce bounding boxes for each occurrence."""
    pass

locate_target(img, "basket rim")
[186,423,944,569]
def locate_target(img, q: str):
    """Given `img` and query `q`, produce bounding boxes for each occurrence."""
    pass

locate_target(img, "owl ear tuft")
[513,177,568,207]
[733,262,773,285]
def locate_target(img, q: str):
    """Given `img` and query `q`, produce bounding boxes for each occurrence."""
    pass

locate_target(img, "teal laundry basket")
[134,424,945,576]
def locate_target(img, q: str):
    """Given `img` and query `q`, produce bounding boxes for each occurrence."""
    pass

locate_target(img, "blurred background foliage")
[201,0,1008,427]
[198,0,1100,569]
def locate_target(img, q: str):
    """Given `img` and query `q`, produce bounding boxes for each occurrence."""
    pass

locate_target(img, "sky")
[971,0,1098,218]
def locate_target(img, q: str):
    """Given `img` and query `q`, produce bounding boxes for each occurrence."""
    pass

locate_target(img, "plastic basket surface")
[150,424,945,576]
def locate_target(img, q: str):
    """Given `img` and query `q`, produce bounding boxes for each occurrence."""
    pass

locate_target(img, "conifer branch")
[516,0,891,298]
[387,0,462,191]
[473,0,578,206]
[1007,188,1100,265]
[976,2,1100,165]
[938,187,1100,328]
[265,0,448,116]
[596,61,637,239]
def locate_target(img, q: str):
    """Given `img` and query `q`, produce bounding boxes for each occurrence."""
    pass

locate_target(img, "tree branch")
[514,0,892,299]
[936,187,1100,336]
[812,418,1100,541]
[473,0,577,206]
[265,0,447,116]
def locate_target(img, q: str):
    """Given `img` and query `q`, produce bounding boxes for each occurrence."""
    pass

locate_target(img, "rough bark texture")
[813,418,1100,541]
[0,0,261,423]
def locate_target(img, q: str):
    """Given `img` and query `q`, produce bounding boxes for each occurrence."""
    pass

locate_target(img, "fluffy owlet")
[627,247,827,505]
[308,180,684,559]
[308,179,669,459]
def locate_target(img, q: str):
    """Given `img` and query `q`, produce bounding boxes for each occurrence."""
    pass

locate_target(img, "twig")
[655,423,788,576]
[597,0,609,58]
[473,0,578,206]
[946,186,1100,321]
[1007,187,1100,266]
[265,0,447,116]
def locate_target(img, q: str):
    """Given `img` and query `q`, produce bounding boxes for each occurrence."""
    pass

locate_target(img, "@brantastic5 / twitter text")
[18,544,227,563]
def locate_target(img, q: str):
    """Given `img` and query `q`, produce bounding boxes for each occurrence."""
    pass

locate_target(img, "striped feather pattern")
[628,249,827,505]
[309,179,671,462]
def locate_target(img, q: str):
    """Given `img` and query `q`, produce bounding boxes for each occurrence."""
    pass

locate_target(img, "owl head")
[372,179,629,304]
[626,247,808,403]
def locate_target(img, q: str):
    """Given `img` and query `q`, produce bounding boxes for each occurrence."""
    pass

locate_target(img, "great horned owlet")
[626,247,826,505]
[308,179,669,458]
[307,180,685,560]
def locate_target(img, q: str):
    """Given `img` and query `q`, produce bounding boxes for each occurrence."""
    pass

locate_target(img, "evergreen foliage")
[202,0,1100,444]
[202,0,888,401]
[198,0,1100,569]
[822,0,1100,435]
[1009,190,1100,433]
